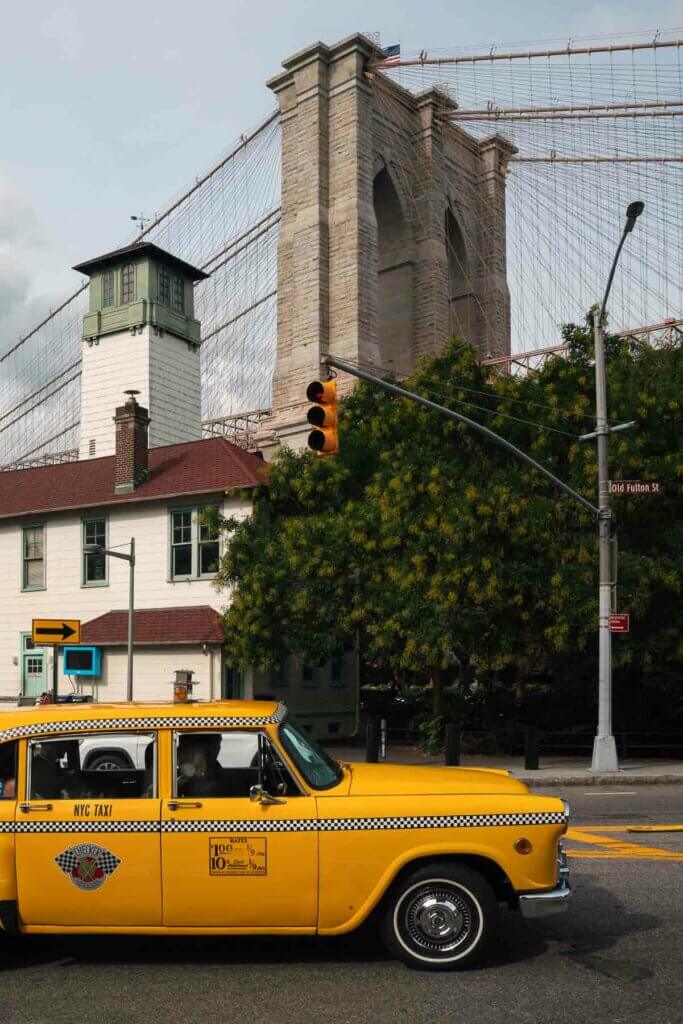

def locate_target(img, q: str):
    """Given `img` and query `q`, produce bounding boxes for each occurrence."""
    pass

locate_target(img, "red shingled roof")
[0,436,266,519]
[81,606,225,646]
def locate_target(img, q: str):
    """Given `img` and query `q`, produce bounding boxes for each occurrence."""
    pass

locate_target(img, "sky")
[0,0,680,351]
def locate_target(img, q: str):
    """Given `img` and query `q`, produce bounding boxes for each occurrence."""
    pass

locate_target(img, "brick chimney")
[113,390,150,493]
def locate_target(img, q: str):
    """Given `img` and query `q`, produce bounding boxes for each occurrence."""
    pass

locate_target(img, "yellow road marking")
[626,825,683,834]
[566,827,683,860]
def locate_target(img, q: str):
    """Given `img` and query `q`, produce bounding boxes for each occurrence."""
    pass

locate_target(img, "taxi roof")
[0,699,283,733]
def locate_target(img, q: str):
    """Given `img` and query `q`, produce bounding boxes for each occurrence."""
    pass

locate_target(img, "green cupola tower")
[73,242,208,460]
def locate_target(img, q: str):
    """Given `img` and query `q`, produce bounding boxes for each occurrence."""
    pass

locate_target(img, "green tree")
[215,325,682,738]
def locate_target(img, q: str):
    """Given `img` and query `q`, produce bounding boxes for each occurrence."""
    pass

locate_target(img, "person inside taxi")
[177,733,223,797]
[0,741,17,799]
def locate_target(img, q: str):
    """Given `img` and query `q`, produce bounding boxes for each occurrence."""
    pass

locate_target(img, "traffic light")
[306,379,339,455]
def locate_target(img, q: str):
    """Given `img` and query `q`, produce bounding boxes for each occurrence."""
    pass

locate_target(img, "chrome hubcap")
[404,886,473,954]
[415,897,463,940]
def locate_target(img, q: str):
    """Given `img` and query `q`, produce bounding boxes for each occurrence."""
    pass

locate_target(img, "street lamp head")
[624,200,644,233]
[83,543,104,555]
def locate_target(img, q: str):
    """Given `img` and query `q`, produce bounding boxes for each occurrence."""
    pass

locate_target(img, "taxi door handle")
[167,801,203,811]
[20,803,53,812]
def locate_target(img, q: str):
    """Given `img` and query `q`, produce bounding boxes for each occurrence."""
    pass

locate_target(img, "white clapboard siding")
[0,494,250,700]
[79,326,202,459]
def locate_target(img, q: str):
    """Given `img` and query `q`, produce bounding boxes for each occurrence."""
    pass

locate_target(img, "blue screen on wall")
[63,646,102,677]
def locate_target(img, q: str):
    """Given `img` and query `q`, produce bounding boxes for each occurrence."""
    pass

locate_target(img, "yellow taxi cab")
[0,699,570,970]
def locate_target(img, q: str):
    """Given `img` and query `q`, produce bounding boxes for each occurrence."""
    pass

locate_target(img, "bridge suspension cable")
[0,109,282,465]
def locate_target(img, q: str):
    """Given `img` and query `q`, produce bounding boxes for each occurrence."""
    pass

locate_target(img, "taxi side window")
[29,732,157,800]
[0,741,17,799]
[174,731,298,799]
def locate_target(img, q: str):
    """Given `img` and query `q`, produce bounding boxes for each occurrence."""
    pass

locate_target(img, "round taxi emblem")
[55,843,121,891]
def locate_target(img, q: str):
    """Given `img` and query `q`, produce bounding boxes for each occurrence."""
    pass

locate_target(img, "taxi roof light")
[172,669,196,703]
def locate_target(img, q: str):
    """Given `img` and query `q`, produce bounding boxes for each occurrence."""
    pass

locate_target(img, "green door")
[21,633,47,697]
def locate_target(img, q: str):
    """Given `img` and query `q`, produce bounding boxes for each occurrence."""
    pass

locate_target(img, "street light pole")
[84,538,136,701]
[591,200,644,773]
[126,538,135,702]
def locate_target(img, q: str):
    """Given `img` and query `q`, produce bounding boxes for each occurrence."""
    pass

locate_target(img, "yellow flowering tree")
[215,325,682,736]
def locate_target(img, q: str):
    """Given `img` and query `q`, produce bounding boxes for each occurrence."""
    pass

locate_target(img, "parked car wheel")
[380,862,498,970]
[85,752,131,772]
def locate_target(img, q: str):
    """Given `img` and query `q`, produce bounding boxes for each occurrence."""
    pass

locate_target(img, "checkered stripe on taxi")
[163,811,566,833]
[0,705,287,745]
[2,820,160,833]
[0,810,564,834]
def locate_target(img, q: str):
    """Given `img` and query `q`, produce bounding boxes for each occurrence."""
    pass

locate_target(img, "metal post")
[524,723,540,770]
[127,538,135,702]
[379,718,387,761]
[52,645,59,704]
[591,321,618,772]
[366,717,380,763]
[444,722,461,766]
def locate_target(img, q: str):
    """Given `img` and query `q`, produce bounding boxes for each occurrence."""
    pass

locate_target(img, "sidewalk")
[327,744,683,787]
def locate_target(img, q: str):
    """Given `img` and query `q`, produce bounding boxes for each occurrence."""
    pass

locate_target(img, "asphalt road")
[0,785,681,1024]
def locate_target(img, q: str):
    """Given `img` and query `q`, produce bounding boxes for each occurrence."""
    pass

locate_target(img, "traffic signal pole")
[321,354,599,515]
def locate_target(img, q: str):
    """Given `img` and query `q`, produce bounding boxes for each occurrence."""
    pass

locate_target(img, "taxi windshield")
[279,721,343,790]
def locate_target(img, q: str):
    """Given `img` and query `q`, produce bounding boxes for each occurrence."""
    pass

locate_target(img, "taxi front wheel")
[380,862,498,971]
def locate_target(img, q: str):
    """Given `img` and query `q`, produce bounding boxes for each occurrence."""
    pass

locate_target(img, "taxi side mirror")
[249,784,285,806]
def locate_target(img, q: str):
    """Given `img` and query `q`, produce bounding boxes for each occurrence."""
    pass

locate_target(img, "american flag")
[381,44,401,65]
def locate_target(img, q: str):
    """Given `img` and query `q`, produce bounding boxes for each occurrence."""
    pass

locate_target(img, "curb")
[517,774,683,787]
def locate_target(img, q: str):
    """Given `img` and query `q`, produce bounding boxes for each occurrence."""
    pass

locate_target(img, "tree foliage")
[215,324,682,730]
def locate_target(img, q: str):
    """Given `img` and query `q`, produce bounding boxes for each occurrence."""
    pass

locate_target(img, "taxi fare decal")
[209,835,267,876]
[55,843,121,891]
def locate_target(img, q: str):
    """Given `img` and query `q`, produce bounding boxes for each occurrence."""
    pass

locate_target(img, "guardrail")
[371,721,683,763]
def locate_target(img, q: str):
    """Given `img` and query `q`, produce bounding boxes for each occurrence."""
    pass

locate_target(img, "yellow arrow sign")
[32,619,81,646]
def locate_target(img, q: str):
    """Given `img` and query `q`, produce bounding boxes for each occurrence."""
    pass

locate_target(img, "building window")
[121,263,135,304]
[330,654,344,687]
[171,510,193,578]
[102,270,115,307]
[172,275,184,312]
[82,517,107,585]
[272,660,288,689]
[158,266,170,304]
[22,525,45,590]
[198,517,220,576]
[302,663,318,688]
[170,507,220,580]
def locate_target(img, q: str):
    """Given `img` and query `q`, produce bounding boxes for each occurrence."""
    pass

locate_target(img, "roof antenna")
[130,212,149,233]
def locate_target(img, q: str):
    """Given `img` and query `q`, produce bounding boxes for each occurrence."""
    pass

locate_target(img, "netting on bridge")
[375,30,683,357]
[0,112,281,466]
[1,30,681,466]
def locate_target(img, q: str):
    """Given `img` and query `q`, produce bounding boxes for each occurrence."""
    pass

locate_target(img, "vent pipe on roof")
[113,390,150,493]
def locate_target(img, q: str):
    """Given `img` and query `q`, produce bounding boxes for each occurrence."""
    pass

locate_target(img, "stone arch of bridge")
[445,204,473,343]
[373,162,415,377]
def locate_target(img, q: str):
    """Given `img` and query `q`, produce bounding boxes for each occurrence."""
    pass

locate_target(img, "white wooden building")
[0,242,357,737]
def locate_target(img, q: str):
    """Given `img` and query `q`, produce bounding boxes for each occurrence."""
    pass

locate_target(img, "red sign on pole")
[609,613,630,634]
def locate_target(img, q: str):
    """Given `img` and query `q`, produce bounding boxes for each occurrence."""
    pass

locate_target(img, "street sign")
[32,619,81,646]
[609,613,630,634]
[609,480,661,495]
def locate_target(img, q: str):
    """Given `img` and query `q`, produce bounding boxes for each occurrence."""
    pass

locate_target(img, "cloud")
[39,7,82,61]
[0,173,40,323]
[0,171,57,354]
